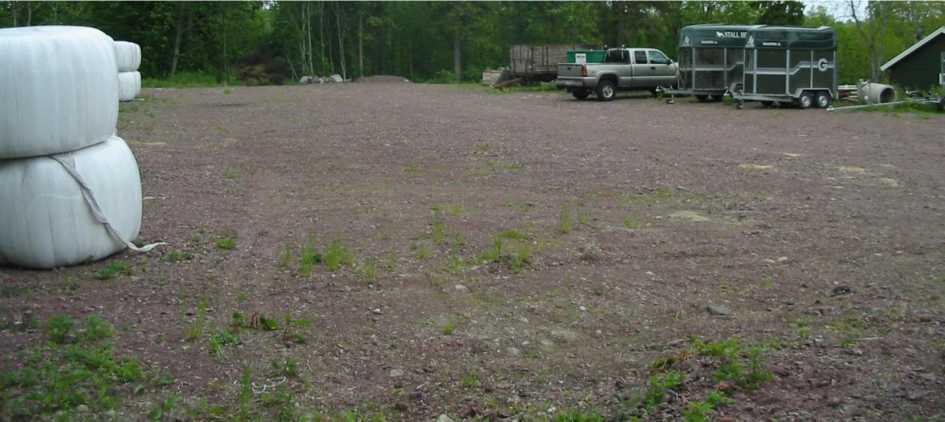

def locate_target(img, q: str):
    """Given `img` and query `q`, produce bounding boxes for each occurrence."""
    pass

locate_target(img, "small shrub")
[95,260,131,280]
[461,372,480,389]
[412,240,433,260]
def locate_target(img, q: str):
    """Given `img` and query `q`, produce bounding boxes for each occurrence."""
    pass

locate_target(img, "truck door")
[647,50,676,88]
[632,50,651,88]
[612,50,632,88]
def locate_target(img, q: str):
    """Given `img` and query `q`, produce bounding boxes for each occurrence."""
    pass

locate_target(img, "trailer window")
[647,50,670,64]
[634,51,648,64]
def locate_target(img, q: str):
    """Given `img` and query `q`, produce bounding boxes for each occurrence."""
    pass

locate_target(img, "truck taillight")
[580,65,587,77]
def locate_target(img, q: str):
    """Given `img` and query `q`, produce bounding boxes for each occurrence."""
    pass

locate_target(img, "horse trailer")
[733,26,837,109]
[665,24,762,102]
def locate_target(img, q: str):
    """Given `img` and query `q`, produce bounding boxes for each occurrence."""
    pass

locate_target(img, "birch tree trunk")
[336,2,347,79]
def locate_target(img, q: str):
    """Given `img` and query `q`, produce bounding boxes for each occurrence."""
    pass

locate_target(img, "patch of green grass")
[444,254,469,274]
[281,315,312,345]
[431,203,465,217]
[324,240,354,272]
[163,249,193,263]
[278,243,294,270]
[46,315,76,344]
[692,338,773,391]
[357,258,378,282]
[621,187,676,206]
[403,164,422,176]
[643,370,685,410]
[461,372,480,389]
[223,168,241,180]
[441,319,456,336]
[554,410,605,422]
[412,240,433,261]
[148,394,181,421]
[558,207,574,234]
[208,329,240,358]
[478,233,532,273]
[0,285,29,298]
[238,366,254,420]
[623,216,642,229]
[1,315,156,418]
[185,301,208,342]
[298,239,322,277]
[431,220,447,245]
[216,235,237,251]
[95,260,131,280]
[271,358,300,379]
[497,229,528,241]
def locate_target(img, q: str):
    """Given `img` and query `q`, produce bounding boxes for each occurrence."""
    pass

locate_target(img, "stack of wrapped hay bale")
[0,26,158,269]
[115,41,142,101]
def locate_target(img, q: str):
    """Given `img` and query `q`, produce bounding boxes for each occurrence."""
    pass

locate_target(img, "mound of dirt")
[355,75,412,84]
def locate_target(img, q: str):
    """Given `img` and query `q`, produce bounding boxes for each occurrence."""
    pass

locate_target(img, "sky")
[803,0,869,22]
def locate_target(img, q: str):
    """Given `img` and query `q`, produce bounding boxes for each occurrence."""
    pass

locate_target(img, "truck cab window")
[647,50,670,64]
[634,51,648,64]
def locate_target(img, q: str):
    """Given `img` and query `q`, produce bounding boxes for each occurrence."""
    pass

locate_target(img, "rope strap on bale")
[50,154,164,253]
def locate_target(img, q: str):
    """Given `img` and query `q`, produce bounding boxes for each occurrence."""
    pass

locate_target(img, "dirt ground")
[2,82,944,421]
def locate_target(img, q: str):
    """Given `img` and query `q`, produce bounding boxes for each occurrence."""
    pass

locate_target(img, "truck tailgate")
[557,63,584,78]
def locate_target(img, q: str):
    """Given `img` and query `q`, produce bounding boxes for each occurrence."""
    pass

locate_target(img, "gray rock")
[389,368,404,378]
[550,329,578,342]
[435,415,455,422]
[299,76,314,84]
[329,74,344,83]
[707,304,731,316]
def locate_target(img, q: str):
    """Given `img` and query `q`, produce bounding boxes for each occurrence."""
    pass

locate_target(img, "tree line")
[1,1,943,85]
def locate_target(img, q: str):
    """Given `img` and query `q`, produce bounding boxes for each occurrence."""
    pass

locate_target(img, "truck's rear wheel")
[572,89,590,100]
[596,80,616,101]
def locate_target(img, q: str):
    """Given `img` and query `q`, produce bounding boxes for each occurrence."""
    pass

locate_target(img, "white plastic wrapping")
[114,41,141,72]
[0,136,142,269]
[0,26,119,159]
[118,71,141,101]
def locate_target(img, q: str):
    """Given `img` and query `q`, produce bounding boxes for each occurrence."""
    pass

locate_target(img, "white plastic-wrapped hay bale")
[0,136,142,269]
[118,71,141,101]
[114,41,141,72]
[0,26,118,159]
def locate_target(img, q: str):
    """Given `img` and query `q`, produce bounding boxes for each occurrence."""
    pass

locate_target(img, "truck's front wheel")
[572,89,590,100]
[596,80,616,101]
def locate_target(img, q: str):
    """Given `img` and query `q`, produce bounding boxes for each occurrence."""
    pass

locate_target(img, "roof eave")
[880,26,945,72]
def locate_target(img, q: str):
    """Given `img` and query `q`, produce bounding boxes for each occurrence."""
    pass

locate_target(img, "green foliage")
[298,239,322,277]
[692,338,774,391]
[163,249,193,263]
[271,358,300,379]
[1,315,155,419]
[208,329,241,358]
[441,319,456,336]
[323,240,354,272]
[555,410,605,422]
[186,300,208,342]
[643,370,686,410]
[216,235,237,251]
[95,260,131,280]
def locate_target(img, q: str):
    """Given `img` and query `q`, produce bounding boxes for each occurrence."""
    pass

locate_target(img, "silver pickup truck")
[556,48,678,101]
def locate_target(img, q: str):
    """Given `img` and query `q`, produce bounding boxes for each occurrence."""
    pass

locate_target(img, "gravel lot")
[2,82,944,420]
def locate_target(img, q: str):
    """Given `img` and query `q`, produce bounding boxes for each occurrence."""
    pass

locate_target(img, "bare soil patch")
[2,84,944,420]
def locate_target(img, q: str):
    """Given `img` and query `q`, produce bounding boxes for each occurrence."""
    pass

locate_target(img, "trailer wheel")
[815,92,832,108]
[572,89,590,100]
[798,93,814,109]
[596,80,616,101]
